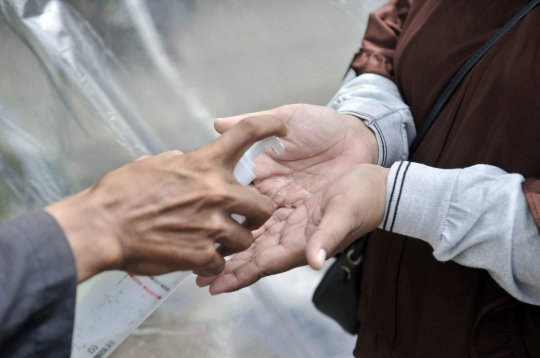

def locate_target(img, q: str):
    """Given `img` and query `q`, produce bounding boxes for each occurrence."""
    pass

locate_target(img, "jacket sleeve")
[523,178,540,231]
[0,210,77,358]
[350,0,412,79]
[329,73,415,167]
[328,0,415,168]
[380,162,540,306]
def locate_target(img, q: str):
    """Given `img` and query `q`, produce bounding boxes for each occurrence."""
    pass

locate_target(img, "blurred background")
[0,0,384,356]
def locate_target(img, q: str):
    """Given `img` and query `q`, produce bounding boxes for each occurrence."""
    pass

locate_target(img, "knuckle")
[236,231,253,251]
[190,143,222,167]
[205,214,228,238]
[181,151,212,171]
[222,225,247,249]
[205,180,233,204]
[136,155,151,161]
[210,255,225,271]
[196,161,213,172]
[206,261,224,276]
[260,196,275,217]
[239,117,259,136]
[197,244,218,266]
[163,149,184,157]
[276,105,294,119]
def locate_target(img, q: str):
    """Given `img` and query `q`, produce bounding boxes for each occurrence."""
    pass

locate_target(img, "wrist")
[337,164,390,238]
[342,114,379,164]
[374,165,390,184]
[45,188,121,282]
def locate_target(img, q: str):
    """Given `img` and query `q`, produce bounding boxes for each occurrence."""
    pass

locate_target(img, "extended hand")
[196,164,389,295]
[214,104,378,209]
[46,117,287,282]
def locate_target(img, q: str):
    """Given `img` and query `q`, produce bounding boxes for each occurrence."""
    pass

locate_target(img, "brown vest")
[355,1,540,357]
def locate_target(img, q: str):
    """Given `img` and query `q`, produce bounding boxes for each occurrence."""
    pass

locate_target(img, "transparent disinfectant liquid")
[71,136,284,358]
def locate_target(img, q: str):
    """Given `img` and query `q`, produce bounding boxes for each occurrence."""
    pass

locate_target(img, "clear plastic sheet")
[0,0,384,356]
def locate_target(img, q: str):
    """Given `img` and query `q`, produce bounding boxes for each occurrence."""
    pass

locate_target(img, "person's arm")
[296,162,540,306]
[329,0,540,304]
[0,116,286,357]
[329,0,415,168]
[0,211,76,358]
[380,162,540,305]
[198,144,540,304]
[46,116,286,283]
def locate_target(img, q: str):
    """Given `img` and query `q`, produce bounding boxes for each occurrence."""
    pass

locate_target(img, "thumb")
[210,115,288,169]
[306,202,358,270]
[215,109,279,134]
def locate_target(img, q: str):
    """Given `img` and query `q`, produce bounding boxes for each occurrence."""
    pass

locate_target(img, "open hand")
[46,117,287,282]
[214,104,378,209]
[195,104,379,294]
[196,164,389,294]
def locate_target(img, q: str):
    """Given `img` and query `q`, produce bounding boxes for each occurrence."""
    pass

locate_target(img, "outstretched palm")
[218,104,377,208]
[197,104,378,293]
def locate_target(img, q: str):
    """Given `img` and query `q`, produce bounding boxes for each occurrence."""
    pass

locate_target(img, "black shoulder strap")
[409,0,540,157]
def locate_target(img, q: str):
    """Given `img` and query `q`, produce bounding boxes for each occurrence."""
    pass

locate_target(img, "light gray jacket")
[329,71,540,306]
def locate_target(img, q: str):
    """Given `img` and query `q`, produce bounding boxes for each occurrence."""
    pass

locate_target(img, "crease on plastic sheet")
[123,0,216,133]
[0,0,380,357]
[113,267,357,358]
[1,0,163,158]
[116,281,317,358]
[0,101,68,217]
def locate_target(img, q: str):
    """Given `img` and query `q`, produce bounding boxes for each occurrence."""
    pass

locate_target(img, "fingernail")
[317,249,327,267]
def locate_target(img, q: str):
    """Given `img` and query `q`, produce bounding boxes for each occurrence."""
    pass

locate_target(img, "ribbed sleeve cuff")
[355,113,406,168]
[378,162,461,246]
[328,73,416,168]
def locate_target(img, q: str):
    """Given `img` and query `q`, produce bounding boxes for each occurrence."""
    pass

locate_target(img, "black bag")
[312,0,540,335]
[312,235,367,334]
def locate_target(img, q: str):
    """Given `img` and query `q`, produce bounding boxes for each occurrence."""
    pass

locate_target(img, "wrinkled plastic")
[72,271,191,358]
[0,0,384,357]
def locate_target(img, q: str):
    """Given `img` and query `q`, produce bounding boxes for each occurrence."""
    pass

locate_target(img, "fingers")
[305,203,357,270]
[216,244,237,258]
[195,275,218,287]
[207,259,262,295]
[214,105,296,134]
[207,242,301,295]
[127,262,188,276]
[161,149,184,157]
[126,246,225,277]
[195,259,245,287]
[229,186,275,230]
[215,219,253,256]
[195,249,227,277]
[252,207,294,239]
[196,207,308,294]
[214,109,277,134]
[206,248,286,295]
[210,115,288,168]
[135,155,151,161]
[136,150,183,163]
